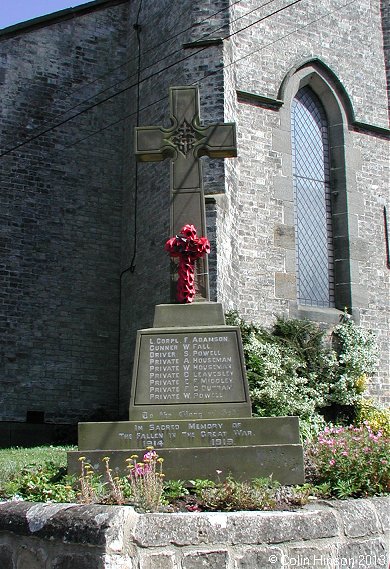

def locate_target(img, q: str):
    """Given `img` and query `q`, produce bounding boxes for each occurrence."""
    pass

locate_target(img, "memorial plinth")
[68,303,304,483]
[130,325,251,421]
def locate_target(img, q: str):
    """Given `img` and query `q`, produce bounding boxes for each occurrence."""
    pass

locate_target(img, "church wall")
[216,0,389,403]
[119,0,189,415]
[0,0,247,426]
[0,1,131,425]
[353,132,389,404]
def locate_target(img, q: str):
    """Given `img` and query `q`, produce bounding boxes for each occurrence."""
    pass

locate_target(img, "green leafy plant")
[226,310,379,431]
[163,479,189,500]
[189,478,216,497]
[354,399,390,436]
[305,424,389,498]
[1,461,76,503]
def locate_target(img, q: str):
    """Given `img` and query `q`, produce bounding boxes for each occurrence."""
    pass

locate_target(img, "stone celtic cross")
[135,85,237,300]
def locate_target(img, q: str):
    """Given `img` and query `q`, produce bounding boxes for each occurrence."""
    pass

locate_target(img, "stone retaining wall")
[0,498,388,568]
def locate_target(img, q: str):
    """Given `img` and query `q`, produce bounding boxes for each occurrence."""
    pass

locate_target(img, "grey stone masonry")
[0,0,131,424]
[219,0,390,404]
[0,498,388,568]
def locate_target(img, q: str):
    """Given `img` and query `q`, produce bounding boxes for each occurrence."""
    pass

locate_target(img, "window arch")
[275,61,353,317]
[291,86,335,307]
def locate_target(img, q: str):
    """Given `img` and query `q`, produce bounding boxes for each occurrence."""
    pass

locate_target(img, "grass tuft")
[0,445,74,488]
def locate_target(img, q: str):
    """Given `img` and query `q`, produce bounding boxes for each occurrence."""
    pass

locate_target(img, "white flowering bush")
[246,333,327,419]
[226,311,379,430]
[330,312,379,405]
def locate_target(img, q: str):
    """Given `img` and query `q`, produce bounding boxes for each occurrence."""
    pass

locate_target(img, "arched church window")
[291,86,335,308]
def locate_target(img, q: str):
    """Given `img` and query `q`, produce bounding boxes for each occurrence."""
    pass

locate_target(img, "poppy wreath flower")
[165,224,210,303]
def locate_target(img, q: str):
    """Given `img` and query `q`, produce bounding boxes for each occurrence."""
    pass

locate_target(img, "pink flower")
[130,463,147,477]
[186,504,201,512]
[329,459,336,466]
[143,450,158,462]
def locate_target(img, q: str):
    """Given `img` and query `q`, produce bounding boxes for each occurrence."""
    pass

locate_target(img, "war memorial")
[68,85,304,483]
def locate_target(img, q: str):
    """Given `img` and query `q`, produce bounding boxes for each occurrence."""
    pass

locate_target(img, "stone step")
[68,443,305,484]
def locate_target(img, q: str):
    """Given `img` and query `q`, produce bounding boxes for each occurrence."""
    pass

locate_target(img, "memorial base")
[68,303,305,484]
[68,445,304,485]
[67,416,305,484]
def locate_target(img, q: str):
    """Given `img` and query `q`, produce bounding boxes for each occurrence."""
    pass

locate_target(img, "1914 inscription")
[134,331,246,405]
[77,416,300,451]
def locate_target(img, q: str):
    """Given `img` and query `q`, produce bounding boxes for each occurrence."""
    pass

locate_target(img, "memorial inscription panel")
[129,326,251,420]
[78,416,300,451]
[138,331,244,404]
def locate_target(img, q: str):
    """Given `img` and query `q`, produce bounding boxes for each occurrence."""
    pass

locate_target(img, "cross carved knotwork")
[172,119,197,156]
[135,85,237,300]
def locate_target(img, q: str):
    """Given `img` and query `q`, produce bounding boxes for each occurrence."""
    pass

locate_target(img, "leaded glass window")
[291,86,335,308]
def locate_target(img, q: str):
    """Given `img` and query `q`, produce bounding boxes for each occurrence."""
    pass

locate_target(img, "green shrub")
[305,424,389,498]
[1,461,76,503]
[330,313,378,405]
[227,312,332,419]
[354,399,390,437]
[226,310,379,430]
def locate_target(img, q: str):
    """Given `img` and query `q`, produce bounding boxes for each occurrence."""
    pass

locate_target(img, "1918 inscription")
[134,331,246,405]
[77,416,301,451]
